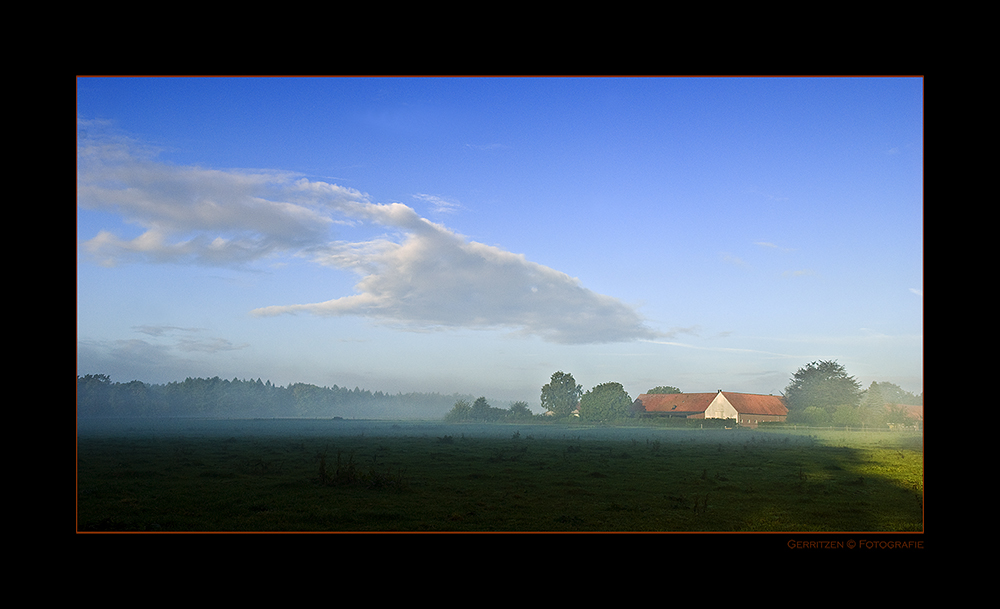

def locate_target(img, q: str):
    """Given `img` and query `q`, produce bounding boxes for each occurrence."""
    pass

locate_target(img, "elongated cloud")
[252,216,658,344]
[79,123,658,344]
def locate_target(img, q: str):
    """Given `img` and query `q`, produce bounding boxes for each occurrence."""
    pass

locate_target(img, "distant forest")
[76,374,478,420]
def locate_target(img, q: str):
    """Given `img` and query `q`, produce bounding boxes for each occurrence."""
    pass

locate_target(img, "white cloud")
[80,124,659,345]
[253,210,658,344]
[78,126,362,267]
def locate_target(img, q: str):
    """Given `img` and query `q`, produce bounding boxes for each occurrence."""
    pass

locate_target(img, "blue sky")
[76,76,923,408]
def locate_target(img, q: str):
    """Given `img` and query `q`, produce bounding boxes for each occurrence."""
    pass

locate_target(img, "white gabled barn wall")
[705,391,738,420]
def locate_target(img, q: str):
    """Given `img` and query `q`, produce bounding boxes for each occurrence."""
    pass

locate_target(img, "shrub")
[317,450,407,491]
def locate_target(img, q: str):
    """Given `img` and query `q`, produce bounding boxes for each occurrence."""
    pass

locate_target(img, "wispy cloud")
[754,241,795,253]
[128,325,248,353]
[132,324,204,337]
[640,339,802,359]
[176,337,249,353]
[80,122,659,345]
[909,288,922,297]
[412,193,463,214]
[719,252,750,268]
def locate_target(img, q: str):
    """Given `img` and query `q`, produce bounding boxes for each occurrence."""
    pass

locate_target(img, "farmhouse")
[631,390,788,428]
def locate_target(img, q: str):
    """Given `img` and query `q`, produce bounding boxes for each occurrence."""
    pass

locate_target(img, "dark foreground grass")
[77,420,923,532]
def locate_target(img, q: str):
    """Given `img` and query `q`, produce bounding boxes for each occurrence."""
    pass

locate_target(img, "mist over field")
[75,417,788,443]
[76,415,923,533]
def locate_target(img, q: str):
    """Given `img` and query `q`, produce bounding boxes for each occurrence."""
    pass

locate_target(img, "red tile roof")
[633,392,788,416]
[721,392,788,416]
[633,393,716,414]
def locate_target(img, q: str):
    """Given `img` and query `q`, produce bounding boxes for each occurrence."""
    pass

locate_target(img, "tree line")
[450,363,922,428]
[76,374,475,419]
[782,360,922,427]
[443,397,537,423]
[531,371,646,423]
[444,371,686,424]
[443,372,639,424]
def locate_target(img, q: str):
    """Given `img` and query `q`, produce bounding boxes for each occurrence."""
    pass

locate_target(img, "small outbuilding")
[631,390,788,428]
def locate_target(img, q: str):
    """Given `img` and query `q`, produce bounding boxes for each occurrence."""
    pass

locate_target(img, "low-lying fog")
[77,417,814,445]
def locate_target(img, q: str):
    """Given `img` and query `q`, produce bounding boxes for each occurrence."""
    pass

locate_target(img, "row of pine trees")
[76,374,472,419]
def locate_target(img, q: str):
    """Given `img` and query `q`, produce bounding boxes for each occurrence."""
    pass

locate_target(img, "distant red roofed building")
[631,390,788,428]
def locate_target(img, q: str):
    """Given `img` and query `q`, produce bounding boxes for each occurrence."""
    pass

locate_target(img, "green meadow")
[76,419,923,533]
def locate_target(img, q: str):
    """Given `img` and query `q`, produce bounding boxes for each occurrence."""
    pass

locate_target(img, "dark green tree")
[540,371,583,417]
[579,382,632,422]
[470,396,503,421]
[471,396,490,417]
[784,360,862,415]
[646,385,681,395]
[507,400,534,420]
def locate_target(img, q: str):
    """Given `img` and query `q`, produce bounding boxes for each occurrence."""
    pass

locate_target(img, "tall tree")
[540,371,582,417]
[579,382,632,422]
[784,360,861,414]
[859,381,889,428]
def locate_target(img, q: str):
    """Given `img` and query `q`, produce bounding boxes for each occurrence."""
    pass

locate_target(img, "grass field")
[76,419,923,533]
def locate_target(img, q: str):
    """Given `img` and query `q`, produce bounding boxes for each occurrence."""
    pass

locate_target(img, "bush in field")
[317,450,406,490]
[789,406,831,426]
[830,404,862,427]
